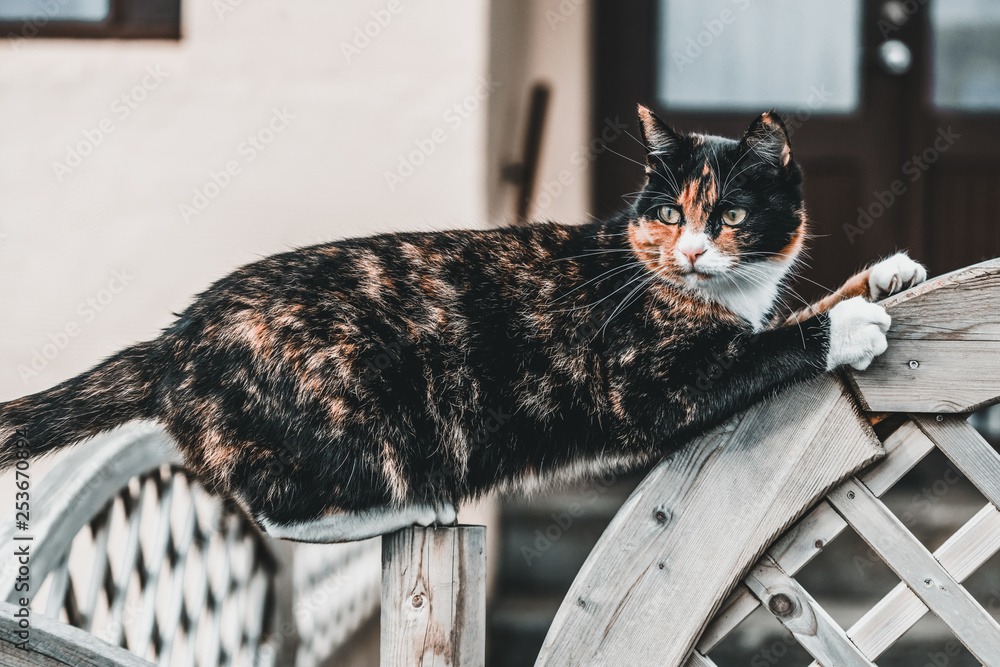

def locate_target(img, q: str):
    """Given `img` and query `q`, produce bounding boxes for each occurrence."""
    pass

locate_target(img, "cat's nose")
[682,248,706,266]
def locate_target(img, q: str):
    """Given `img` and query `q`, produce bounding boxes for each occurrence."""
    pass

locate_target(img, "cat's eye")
[657,206,681,224]
[721,208,748,226]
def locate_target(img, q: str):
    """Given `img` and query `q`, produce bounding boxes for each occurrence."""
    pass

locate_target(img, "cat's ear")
[740,111,793,169]
[637,105,681,160]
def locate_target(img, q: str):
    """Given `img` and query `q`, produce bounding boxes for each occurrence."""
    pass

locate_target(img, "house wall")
[0,0,594,649]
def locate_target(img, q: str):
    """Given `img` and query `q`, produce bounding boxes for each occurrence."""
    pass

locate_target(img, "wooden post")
[381,525,486,667]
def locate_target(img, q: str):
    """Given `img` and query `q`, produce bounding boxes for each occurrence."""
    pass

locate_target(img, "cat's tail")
[0,340,163,470]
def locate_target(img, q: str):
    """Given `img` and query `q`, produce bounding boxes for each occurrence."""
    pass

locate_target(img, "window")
[0,0,180,39]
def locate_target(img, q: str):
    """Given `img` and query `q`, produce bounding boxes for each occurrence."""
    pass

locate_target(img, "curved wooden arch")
[0,424,291,667]
[0,601,155,667]
[536,258,1000,667]
[0,423,182,602]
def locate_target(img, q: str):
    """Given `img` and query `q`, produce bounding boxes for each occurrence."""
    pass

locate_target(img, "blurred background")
[1,0,999,665]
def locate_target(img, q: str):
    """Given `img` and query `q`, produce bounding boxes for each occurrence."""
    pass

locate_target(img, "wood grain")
[828,478,1000,664]
[0,601,154,666]
[913,415,1000,510]
[0,423,182,603]
[691,419,933,657]
[847,258,1000,412]
[807,504,1000,665]
[534,376,883,667]
[744,554,874,666]
[381,526,486,667]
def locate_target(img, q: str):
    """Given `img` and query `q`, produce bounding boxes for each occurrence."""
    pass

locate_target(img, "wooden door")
[593,0,1000,300]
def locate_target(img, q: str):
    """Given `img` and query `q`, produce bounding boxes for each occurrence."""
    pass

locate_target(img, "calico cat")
[0,107,925,542]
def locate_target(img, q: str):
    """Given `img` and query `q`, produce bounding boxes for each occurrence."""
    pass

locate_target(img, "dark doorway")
[593,0,1000,300]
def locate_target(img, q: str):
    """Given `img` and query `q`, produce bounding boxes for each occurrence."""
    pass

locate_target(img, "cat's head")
[627,106,806,316]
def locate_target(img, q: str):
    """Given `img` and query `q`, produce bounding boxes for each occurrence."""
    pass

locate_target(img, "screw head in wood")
[908,360,919,369]
[768,593,794,616]
[936,415,944,422]
[411,594,425,609]
[655,510,668,523]
[847,491,856,500]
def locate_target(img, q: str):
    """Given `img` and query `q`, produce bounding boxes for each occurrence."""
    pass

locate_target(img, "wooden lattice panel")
[537,259,1000,667]
[34,466,279,667]
[293,538,381,667]
[684,417,1000,666]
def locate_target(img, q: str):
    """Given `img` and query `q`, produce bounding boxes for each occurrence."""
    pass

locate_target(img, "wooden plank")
[0,601,154,667]
[808,503,1000,665]
[745,554,874,666]
[914,415,1000,510]
[381,526,486,667]
[0,424,181,603]
[684,650,718,667]
[846,258,1000,413]
[828,478,1000,664]
[847,339,1000,413]
[535,376,883,667]
[692,420,933,655]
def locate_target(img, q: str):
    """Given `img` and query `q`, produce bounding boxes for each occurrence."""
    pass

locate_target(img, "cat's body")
[0,108,925,542]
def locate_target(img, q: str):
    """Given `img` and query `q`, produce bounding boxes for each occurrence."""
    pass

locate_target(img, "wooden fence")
[382,258,1000,666]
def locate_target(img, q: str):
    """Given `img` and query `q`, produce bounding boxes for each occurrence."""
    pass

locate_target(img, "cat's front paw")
[868,252,927,300]
[826,297,891,371]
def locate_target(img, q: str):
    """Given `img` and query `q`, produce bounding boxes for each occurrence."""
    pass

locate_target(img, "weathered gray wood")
[535,376,883,667]
[690,419,932,658]
[914,415,1000,510]
[847,258,1000,413]
[0,601,154,667]
[684,650,718,667]
[0,423,182,603]
[745,554,874,666]
[381,526,486,667]
[808,503,1000,665]
[828,478,1000,664]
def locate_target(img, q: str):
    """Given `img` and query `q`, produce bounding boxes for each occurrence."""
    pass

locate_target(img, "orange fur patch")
[781,267,872,326]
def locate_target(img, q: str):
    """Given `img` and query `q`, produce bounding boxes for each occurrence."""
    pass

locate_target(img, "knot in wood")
[768,593,794,617]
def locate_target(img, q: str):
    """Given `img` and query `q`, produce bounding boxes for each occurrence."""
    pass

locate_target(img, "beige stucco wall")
[0,0,593,622]
[1,0,491,406]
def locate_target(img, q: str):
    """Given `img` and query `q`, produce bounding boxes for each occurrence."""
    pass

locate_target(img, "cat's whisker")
[550,264,653,314]
[547,260,645,305]
[594,272,660,340]
[602,146,648,171]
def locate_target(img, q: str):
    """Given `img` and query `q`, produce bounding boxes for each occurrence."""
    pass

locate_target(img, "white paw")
[414,504,438,527]
[826,297,891,371]
[868,252,927,301]
[435,502,458,526]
